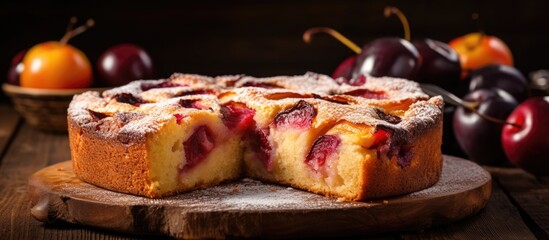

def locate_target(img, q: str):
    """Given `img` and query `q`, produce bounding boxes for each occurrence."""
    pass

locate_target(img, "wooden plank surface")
[0,104,21,162]
[401,182,536,240]
[489,167,549,239]
[0,123,170,240]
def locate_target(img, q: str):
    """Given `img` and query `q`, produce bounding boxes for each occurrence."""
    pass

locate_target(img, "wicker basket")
[2,83,107,133]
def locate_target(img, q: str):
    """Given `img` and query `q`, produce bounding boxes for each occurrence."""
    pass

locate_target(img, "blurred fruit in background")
[19,18,94,89]
[413,38,461,93]
[6,17,155,90]
[332,55,356,80]
[21,41,93,89]
[465,64,529,101]
[97,43,155,87]
[7,50,26,86]
[352,7,422,80]
[449,32,513,77]
[304,6,463,95]
[352,37,421,80]
[529,70,549,96]
[3,18,100,132]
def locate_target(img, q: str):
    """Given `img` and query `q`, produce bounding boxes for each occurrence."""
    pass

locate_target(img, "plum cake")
[68,72,443,201]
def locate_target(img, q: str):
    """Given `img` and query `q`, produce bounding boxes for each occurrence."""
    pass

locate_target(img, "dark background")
[2,0,549,99]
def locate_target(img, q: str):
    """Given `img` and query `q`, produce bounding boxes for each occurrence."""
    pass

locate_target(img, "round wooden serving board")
[28,155,491,239]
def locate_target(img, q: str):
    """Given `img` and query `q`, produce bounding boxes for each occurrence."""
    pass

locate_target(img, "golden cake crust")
[68,72,444,200]
[69,119,152,197]
[238,95,443,200]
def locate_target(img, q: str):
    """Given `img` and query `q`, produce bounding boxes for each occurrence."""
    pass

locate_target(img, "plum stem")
[60,17,95,45]
[64,17,77,36]
[303,27,362,54]
[420,83,521,128]
[384,6,410,41]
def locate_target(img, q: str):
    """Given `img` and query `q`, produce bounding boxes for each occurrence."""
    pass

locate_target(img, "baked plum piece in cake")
[68,77,245,198]
[219,87,443,200]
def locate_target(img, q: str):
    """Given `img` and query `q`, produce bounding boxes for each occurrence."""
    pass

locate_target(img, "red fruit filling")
[246,128,273,171]
[396,149,413,167]
[264,92,313,100]
[140,81,185,91]
[273,100,316,129]
[221,103,256,133]
[306,135,341,172]
[241,82,280,88]
[344,89,387,100]
[371,128,391,148]
[216,75,243,87]
[182,125,215,172]
[174,113,186,124]
[375,109,402,124]
[88,110,110,130]
[112,112,145,130]
[113,93,147,106]
[175,89,216,97]
[179,99,206,110]
[316,95,354,105]
[88,109,109,121]
[337,75,367,86]
[264,92,354,105]
[368,126,412,167]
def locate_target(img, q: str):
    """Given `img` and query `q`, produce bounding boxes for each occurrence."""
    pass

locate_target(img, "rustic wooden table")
[0,103,547,239]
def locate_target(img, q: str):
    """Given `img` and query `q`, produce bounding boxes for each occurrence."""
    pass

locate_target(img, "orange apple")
[20,41,93,89]
[449,32,513,76]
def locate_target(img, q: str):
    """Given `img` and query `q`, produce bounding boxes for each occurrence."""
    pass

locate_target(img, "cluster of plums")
[7,18,154,89]
[307,7,549,175]
[331,37,461,90]
[453,64,549,176]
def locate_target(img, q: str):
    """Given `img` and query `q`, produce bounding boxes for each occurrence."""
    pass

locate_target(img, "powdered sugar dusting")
[39,156,489,211]
[68,72,443,145]
[401,96,444,134]
[152,178,367,210]
[178,179,331,210]
[408,156,491,198]
[335,76,428,102]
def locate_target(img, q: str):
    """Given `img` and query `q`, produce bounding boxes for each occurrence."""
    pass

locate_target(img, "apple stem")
[60,17,95,45]
[303,27,362,54]
[384,6,411,41]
